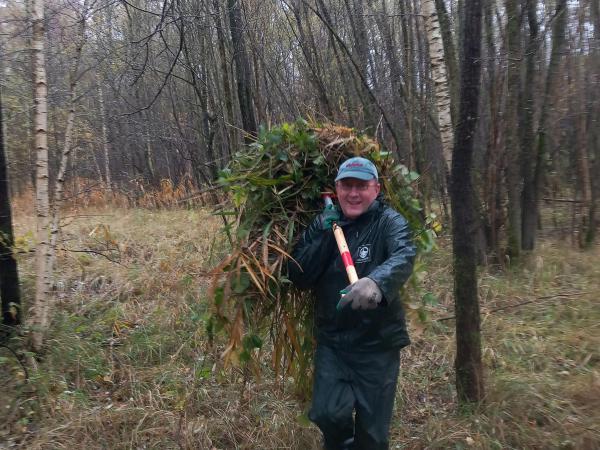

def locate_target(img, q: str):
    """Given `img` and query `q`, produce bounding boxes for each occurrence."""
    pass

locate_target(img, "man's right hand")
[318,205,340,230]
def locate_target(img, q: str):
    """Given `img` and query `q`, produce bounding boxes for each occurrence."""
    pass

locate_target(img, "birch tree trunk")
[98,82,112,196]
[96,4,112,195]
[22,0,38,191]
[29,0,51,352]
[47,0,89,279]
[422,0,454,172]
[434,0,459,124]
[144,130,156,184]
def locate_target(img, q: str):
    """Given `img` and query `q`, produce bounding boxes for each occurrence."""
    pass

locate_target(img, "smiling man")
[335,161,380,219]
[288,157,416,450]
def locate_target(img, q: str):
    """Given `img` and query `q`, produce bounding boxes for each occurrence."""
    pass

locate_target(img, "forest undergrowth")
[1,204,599,449]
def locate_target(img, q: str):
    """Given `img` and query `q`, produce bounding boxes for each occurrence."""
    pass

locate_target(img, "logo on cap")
[335,157,378,182]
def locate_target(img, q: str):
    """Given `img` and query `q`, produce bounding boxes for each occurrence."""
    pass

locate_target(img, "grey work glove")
[317,204,340,230]
[337,277,382,310]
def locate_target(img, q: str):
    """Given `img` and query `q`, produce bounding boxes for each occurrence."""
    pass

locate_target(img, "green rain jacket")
[288,197,416,352]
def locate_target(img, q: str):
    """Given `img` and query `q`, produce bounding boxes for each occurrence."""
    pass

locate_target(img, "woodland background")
[1,0,599,448]
[1,0,597,245]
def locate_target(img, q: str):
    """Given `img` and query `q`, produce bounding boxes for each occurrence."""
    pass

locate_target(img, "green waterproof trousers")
[309,345,401,450]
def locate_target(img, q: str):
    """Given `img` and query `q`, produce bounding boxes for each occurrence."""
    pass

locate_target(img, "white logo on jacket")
[356,245,371,263]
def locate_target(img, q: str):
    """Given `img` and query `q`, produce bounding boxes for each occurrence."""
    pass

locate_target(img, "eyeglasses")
[336,180,378,192]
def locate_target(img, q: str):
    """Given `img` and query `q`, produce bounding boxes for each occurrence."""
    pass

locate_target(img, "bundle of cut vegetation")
[210,119,436,396]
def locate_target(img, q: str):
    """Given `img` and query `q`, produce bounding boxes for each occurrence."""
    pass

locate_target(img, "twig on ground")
[437,291,585,322]
[62,248,126,266]
[0,343,30,383]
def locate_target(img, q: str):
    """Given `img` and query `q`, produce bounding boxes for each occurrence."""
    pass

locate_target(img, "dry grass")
[4,205,319,449]
[392,238,600,449]
[2,204,599,449]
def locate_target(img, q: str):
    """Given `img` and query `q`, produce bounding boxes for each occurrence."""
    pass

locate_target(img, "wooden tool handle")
[332,223,359,284]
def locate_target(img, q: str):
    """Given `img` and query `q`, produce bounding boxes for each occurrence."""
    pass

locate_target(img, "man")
[288,156,416,450]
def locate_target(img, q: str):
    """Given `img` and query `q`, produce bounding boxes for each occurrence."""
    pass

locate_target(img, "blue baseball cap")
[335,157,378,182]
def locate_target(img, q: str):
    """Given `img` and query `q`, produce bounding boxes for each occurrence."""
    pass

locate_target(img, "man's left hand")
[337,277,382,310]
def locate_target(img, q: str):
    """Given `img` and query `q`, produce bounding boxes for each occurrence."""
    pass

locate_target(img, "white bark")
[48,0,89,278]
[29,0,50,352]
[90,142,104,182]
[576,6,591,206]
[98,82,112,195]
[422,0,454,171]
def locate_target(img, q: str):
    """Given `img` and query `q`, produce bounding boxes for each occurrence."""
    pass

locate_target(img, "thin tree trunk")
[520,0,538,250]
[343,0,377,130]
[434,0,459,124]
[29,0,51,352]
[585,0,600,245]
[181,25,218,181]
[315,0,356,125]
[451,0,484,404]
[422,0,454,172]
[367,0,411,159]
[251,46,267,126]
[504,0,522,258]
[71,146,79,205]
[227,0,258,140]
[399,0,417,167]
[290,0,333,116]
[574,4,591,247]
[483,0,503,258]
[25,0,37,190]
[98,82,112,196]
[587,142,599,245]
[312,0,403,153]
[90,143,104,184]
[0,88,21,328]
[414,0,430,171]
[47,0,89,279]
[213,0,236,152]
[201,66,218,179]
[144,131,156,184]
[96,4,112,196]
[523,0,568,250]
[370,0,408,117]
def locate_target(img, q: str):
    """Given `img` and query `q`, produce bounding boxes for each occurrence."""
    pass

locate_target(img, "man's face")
[335,177,380,220]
